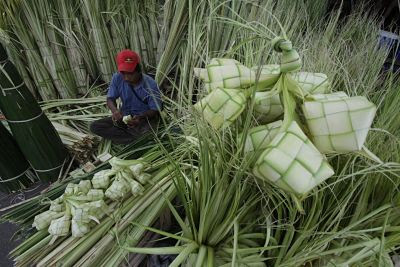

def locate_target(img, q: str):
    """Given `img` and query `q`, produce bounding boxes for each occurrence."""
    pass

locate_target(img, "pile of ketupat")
[193,36,377,203]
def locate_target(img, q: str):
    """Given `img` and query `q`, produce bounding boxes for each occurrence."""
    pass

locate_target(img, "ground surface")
[0,182,48,267]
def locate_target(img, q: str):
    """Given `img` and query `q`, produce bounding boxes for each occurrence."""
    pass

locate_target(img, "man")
[90,49,162,144]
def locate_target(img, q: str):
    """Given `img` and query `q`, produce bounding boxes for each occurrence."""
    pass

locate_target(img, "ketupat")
[240,120,282,154]
[292,72,330,94]
[91,169,116,189]
[254,92,283,123]
[193,58,280,92]
[194,87,248,129]
[254,64,330,94]
[302,92,376,153]
[104,157,149,200]
[253,121,334,195]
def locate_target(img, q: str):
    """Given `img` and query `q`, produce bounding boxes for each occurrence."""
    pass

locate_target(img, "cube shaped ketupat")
[253,121,334,195]
[302,92,376,153]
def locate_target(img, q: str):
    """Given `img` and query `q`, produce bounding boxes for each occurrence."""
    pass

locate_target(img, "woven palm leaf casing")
[302,92,376,153]
[292,72,330,94]
[253,121,334,195]
[194,58,280,92]
[240,120,282,155]
[0,123,33,193]
[194,87,247,130]
[253,92,283,123]
[0,43,67,181]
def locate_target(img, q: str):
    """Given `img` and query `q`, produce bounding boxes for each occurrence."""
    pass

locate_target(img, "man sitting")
[90,49,162,144]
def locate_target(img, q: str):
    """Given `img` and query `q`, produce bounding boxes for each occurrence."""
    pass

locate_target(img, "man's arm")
[107,97,123,121]
[107,74,123,121]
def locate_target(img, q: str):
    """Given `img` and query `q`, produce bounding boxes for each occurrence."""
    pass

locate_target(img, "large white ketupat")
[253,121,334,195]
[193,58,279,92]
[240,120,282,154]
[194,87,247,129]
[302,92,377,153]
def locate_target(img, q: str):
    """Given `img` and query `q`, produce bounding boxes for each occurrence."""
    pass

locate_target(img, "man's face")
[121,71,136,83]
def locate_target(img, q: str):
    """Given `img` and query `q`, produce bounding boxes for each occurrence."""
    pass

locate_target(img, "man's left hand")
[127,116,143,128]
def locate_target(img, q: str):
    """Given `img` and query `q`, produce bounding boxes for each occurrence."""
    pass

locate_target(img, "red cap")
[116,49,140,73]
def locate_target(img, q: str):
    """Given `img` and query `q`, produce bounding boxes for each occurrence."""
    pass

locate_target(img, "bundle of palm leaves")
[0,43,68,182]
[0,122,36,193]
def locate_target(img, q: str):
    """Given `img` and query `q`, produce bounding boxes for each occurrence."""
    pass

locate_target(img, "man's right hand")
[112,111,123,121]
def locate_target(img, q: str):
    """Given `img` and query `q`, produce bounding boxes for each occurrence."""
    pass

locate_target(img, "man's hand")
[126,116,143,128]
[112,110,123,121]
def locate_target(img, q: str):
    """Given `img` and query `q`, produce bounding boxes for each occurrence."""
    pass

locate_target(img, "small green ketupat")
[104,157,147,200]
[32,210,63,230]
[253,121,334,195]
[302,92,376,153]
[194,87,248,129]
[33,180,109,238]
[48,214,71,237]
[92,169,116,189]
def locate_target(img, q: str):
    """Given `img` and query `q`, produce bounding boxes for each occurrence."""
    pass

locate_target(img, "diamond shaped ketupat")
[302,92,376,153]
[194,88,247,130]
[253,121,334,195]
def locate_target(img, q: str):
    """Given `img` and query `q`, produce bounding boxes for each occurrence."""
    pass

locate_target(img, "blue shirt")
[107,73,162,116]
